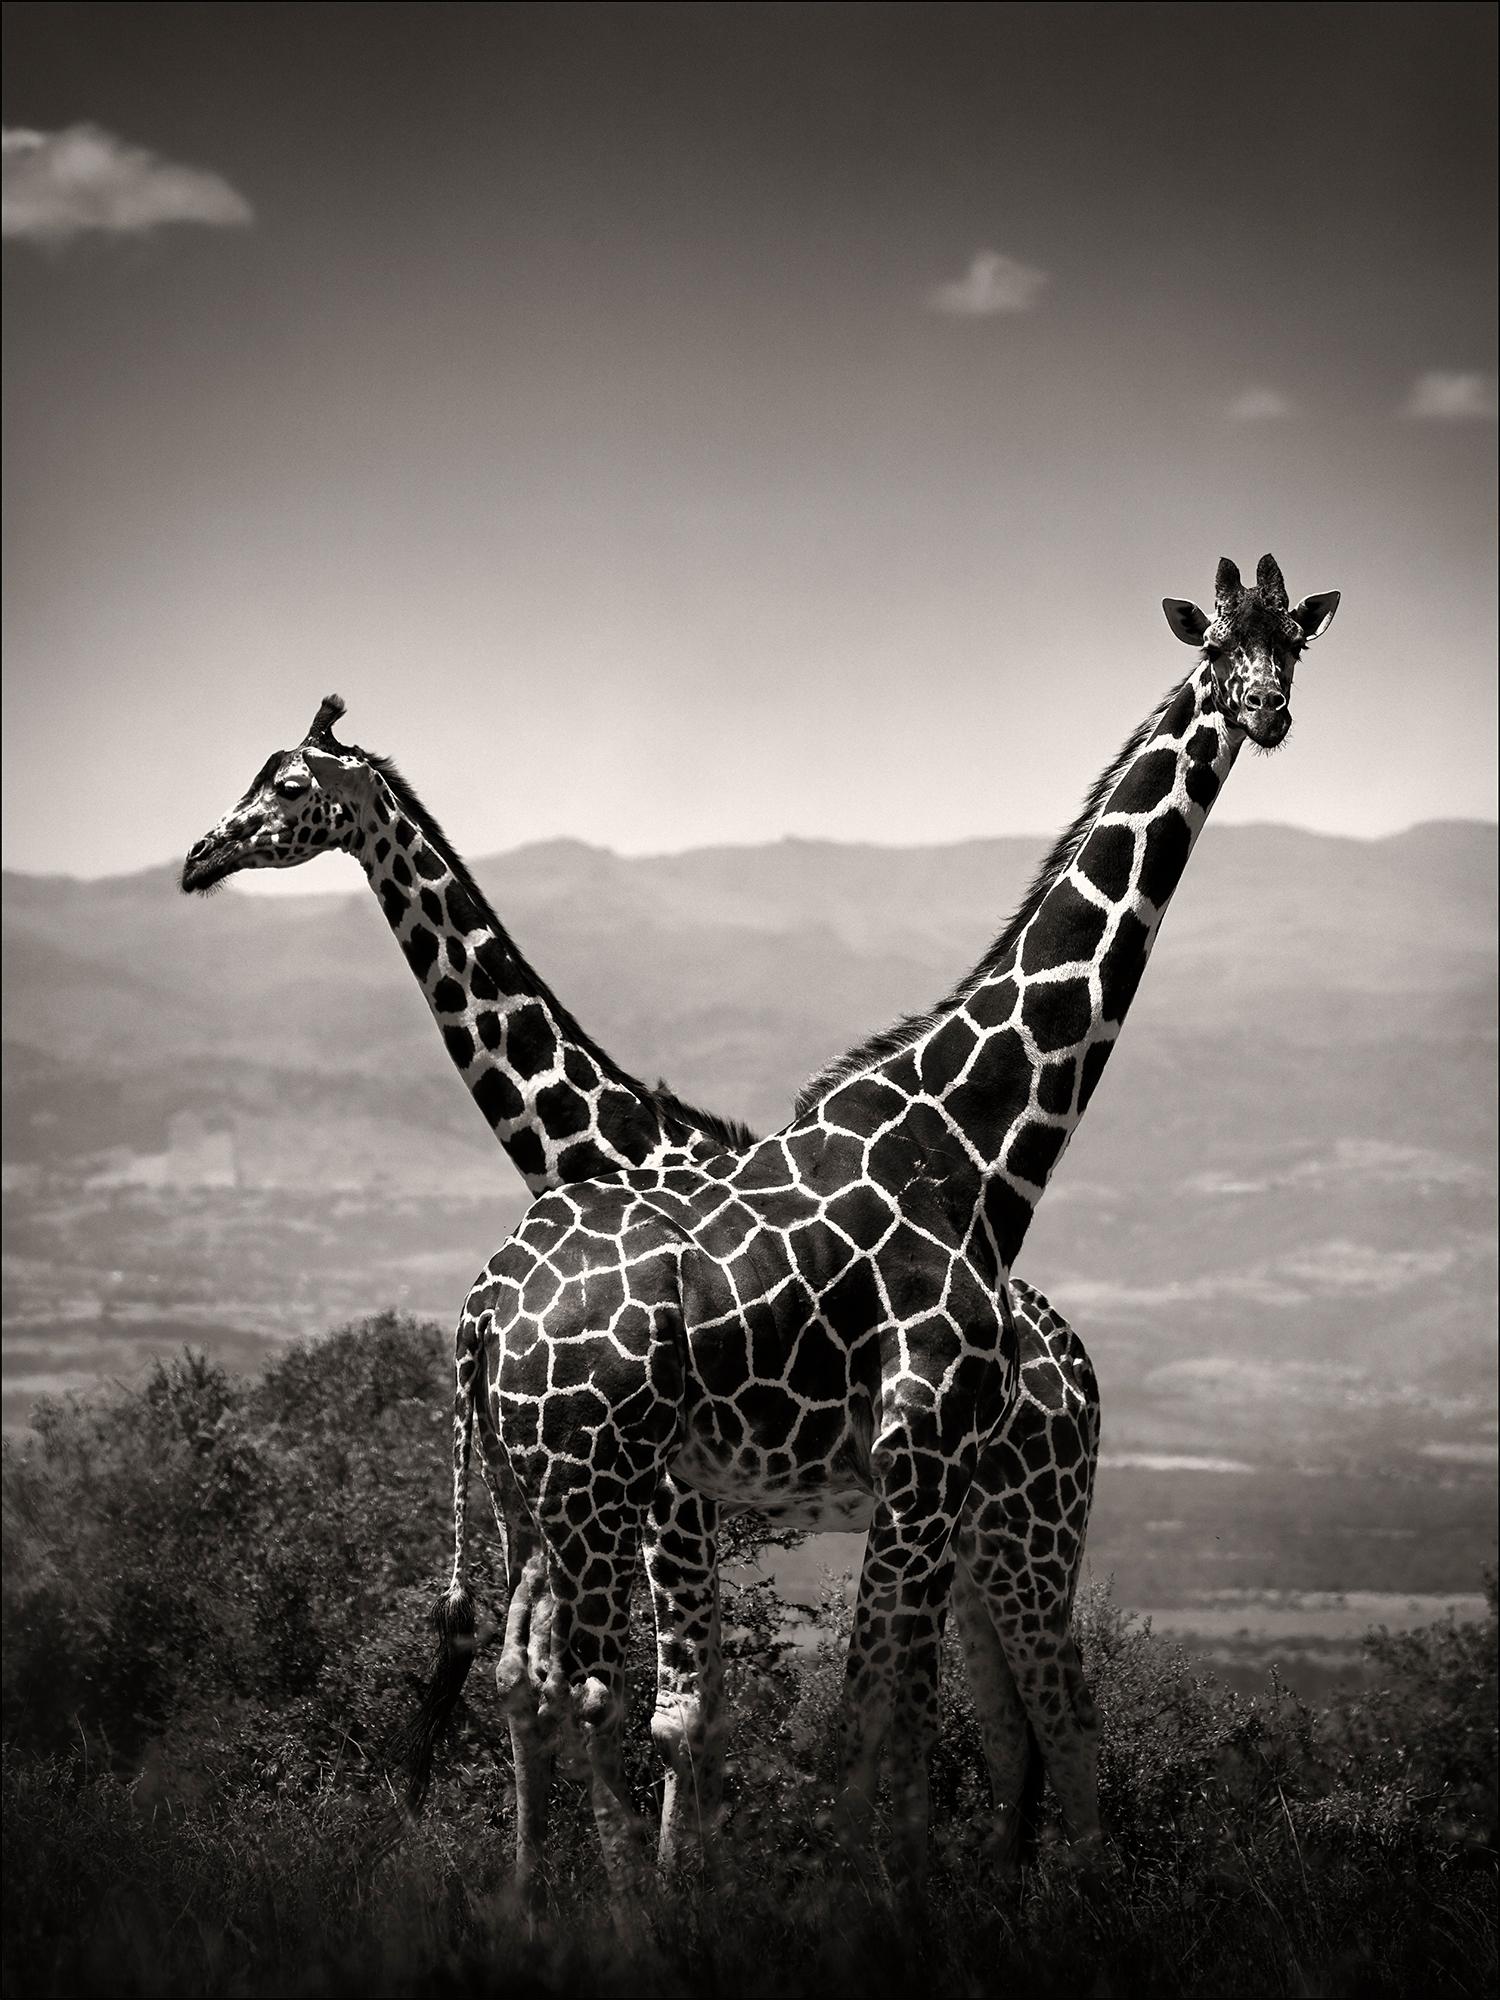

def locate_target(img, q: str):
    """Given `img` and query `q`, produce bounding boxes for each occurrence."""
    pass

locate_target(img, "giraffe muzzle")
[180,833,238,894]
[1239,683,1291,749]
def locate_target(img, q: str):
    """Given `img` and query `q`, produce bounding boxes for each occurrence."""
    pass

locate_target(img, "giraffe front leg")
[645,1474,724,1879]
[834,1327,994,1896]
[881,1608,949,1897]
[837,1475,970,1897]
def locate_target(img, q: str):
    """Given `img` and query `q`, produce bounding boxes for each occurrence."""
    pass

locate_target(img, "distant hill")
[3,823,1496,1486]
[4,820,1493,1126]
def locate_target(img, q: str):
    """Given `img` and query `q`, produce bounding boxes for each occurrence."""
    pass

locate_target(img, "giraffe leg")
[881,1610,948,1896]
[544,1506,654,1904]
[995,1610,1102,1859]
[468,1406,561,1916]
[960,1309,1103,1877]
[645,1474,725,1878]
[838,1529,955,1895]
[961,1522,1103,1871]
[496,1544,557,1914]
[950,1554,1031,1888]
[837,1465,973,1896]
[487,1242,688,1911]
[491,1446,656,1907]
[833,1318,1000,1896]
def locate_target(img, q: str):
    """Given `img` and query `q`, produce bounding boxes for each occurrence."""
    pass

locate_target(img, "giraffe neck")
[871,660,1240,1266]
[350,768,692,1193]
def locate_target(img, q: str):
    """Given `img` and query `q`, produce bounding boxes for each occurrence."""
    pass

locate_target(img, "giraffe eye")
[274,774,309,801]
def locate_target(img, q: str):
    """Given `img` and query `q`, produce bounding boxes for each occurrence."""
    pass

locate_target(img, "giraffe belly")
[673,1457,877,1531]
[669,1423,875,1530]
[756,1488,877,1532]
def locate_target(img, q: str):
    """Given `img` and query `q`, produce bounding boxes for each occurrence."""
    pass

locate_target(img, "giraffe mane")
[357,749,757,1154]
[655,1087,759,1153]
[792,675,1189,1114]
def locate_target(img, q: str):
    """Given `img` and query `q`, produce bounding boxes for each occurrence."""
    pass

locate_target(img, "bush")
[2,1318,462,1774]
[3,1319,1496,1997]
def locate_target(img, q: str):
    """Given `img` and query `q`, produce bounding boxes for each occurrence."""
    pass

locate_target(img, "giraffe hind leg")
[647,1473,725,1878]
[538,1503,654,1909]
[498,1452,656,1906]
[965,1544,1103,1863]
[469,1397,562,1915]
[495,1516,557,1915]
[964,1327,1104,1873]
[1009,1620,1101,1856]
[950,1556,1032,1886]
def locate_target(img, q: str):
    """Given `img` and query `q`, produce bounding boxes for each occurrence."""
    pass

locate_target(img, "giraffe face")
[181,744,361,892]
[1162,554,1340,751]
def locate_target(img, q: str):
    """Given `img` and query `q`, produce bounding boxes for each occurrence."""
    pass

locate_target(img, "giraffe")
[180,698,1103,1887]
[412,553,1340,1893]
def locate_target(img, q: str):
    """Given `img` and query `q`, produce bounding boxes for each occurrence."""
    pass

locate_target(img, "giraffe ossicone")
[181,689,1105,1896]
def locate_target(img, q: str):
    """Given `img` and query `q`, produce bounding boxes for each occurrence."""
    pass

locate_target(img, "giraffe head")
[1161,555,1340,749]
[180,695,372,892]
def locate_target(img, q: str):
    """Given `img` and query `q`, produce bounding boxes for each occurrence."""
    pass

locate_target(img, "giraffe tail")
[401,1589,477,1813]
[399,1344,482,1814]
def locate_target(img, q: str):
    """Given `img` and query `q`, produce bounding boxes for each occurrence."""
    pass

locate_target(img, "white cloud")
[2,124,252,243]
[1226,386,1292,421]
[1401,371,1499,421]
[926,249,1049,317]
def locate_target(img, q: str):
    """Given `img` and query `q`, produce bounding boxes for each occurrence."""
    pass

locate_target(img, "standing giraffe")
[414,554,1340,1892]
[181,700,1101,1885]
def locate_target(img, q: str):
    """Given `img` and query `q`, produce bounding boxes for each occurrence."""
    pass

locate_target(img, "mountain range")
[3,819,1496,1606]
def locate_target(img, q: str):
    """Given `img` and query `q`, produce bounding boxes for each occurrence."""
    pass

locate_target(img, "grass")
[5,1743,1495,1999]
[3,1322,1496,1997]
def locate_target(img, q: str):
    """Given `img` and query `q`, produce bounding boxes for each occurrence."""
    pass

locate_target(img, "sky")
[3,1,1496,886]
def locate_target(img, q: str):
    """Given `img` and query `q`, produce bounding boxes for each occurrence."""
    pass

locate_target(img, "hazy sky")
[3,2,1496,884]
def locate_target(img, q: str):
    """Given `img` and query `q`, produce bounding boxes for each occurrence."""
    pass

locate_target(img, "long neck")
[879,661,1239,1266]
[350,770,705,1194]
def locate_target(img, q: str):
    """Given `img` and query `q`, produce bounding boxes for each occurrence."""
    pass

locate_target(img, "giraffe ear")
[302,743,363,790]
[1162,598,1210,646]
[1291,591,1340,643]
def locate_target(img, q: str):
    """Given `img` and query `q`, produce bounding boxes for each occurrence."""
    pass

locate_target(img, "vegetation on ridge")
[3,1316,1496,1997]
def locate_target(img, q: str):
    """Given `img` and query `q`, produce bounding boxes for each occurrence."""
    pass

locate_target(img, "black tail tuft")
[1016,1721,1046,1872]
[398,1588,479,1814]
